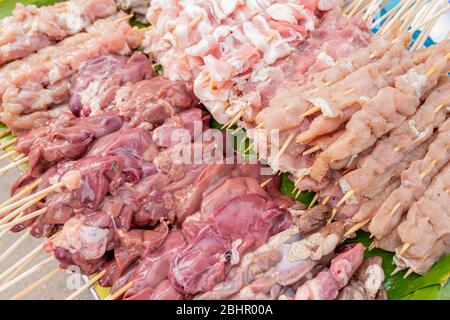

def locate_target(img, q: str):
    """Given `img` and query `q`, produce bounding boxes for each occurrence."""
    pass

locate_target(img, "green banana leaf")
[279,172,316,207]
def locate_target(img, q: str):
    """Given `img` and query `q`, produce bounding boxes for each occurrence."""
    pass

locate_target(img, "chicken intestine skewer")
[232,220,345,300]
[0,0,117,67]
[292,243,365,300]
[196,206,335,299]
[337,256,385,300]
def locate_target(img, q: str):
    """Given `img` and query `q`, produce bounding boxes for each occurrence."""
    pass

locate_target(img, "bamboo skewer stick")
[0,210,26,244]
[348,0,369,17]
[0,150,18,162]
[114,14,134,24]
[355,0,378,17]
[0,208,47,232]
[0,138,17,150]
[104,281,134,300]
[10,267,61,300]
[399,242,412,256]
[399,0,427,31]
[0,156,28,177]
[308,193,319,209]
[344,219,371,238]
[364,0,387,23]
[302,145,321,156]
[327,208,337,224]
[66,270,106,300]
[412,3,447,50]
[410,6,450,34]
[391,266,404,276]
[380,1,412,35]
[0,181,63,218]
[0,231,30,264]
[403,268,414,279]
[0,256,54,295]
[0,193,46,225]
[0,243,43,283]
[336,189,356,208]
[0,130,11,139]
[371,1,402,29]
[260,177,273,188]
[0,179,40,210]
[189,15,203,28]
[344,0,365,15]
[3,232,58,283]
[273,132,296,163]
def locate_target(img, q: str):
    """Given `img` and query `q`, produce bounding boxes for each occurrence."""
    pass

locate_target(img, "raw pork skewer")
[0,0,117,66]
[226,8,372,127]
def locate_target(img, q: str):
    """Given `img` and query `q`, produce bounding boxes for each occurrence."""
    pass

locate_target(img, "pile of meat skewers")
[0,0,447,301]
[138,0,450,279]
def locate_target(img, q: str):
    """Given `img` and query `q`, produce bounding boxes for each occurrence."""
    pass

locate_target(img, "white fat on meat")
[294,168,311,181]
[363,264,385,299]
[338,179,359,205]
[242,16,293,65]
[408,119,433,143]
[61,170,82,190]
[317,51,335,68]
[250,60,271,82]
[398,69,427,97]
[288,232,340,261]
[307,97,337,117]
[58,10,87,34]
[55,216,109,260]
[266,4,298,24]
[204,55,235,82]
[230,239,243,265]
[318,0,339,11]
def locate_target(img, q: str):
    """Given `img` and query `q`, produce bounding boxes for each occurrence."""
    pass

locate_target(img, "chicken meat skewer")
[324,50,449,199]
[0,14,144,132]
[394,163,450,276]
[371,125,449,239]
[0,0,117,67]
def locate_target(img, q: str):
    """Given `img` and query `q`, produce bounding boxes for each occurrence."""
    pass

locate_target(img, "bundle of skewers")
[0,0,448,300]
